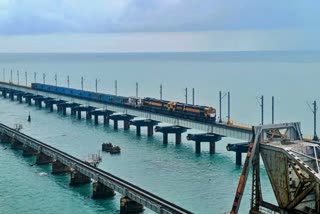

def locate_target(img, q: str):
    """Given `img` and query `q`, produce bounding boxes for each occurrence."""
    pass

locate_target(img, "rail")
[0,123,192,214]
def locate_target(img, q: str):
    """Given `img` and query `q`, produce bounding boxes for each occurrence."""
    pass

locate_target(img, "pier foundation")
[155,126,188,144]
[70,170,91,186]
[36,153,52,165]
[120,196,144,214]
[52,160,71,174]
[92,182,115,199]
[187,133,222,154]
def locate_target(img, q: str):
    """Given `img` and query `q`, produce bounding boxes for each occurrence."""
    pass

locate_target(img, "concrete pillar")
[114,120,118,130]
[163,133,168,144]
[71,108,76,115]
[120,196,144,214]
[136,126,141,136]
[236,152,242,166]
[175,133,182,144]
[77,111,81,119]
[10,93,14,101]
[94,115,99,125]
[86,111,91,120]
[22,146,39,157]
[195,141,201,154]
[2,91,6,98]
[104,116,109,125]
[18,95,22,103]
[52,161,71,174]
[92,182,115,199]
[209,141,216,154]
[11,140,23,150]
[38,101,42,108]
[50,104,53,112]
[36,153,52,165]
[147,125,154,137]
[124,120,130,130]
[28,98,32,106]
[70,171,91,186]
[62,107,67,115]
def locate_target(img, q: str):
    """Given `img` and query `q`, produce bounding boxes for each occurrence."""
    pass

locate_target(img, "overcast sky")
[0,0,319,52]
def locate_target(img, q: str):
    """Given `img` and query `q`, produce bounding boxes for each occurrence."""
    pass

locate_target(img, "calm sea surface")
[0,51,320,214]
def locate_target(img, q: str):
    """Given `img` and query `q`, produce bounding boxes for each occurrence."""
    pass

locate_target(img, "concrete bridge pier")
[36,153,52,165]
[155,126,188,144]
[52,160,71,174]
[71,108,76,115]
[104,116,109,125]
[22,146,39,157]
[92,181,115,199]
[62,106,67,115]
[109,114,135,130]
[9,92,14,101]
[2,90,7,98]
[187,133,222,154]
[86,111,92,120]
[94,115,99,124]
[17,94,23,103]
[120,196,144,214]
[77,110,82,119]
[28,97,32,106]
[226,142,249,165]
[113,119,119,129]
[70,170,91,186]
[130,119,159,137]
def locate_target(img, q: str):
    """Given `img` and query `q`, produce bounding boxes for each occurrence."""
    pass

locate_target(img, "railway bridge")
[0,122,192,214]
[0,81,253,164]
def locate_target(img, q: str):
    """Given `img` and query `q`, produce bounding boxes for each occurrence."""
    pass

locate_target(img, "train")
[31,83,216,123]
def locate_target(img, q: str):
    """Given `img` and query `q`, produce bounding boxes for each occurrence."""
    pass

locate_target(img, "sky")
[0,0,320,52]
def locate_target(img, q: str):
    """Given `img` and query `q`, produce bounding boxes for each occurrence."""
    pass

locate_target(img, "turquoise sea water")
[0,51,320,214]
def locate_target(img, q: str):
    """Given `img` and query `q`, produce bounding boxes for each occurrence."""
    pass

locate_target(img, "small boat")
[102,142,113,152]
[110,146,121,154]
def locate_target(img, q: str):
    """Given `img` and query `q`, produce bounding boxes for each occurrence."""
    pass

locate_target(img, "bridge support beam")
[104,116,109,125]
[124,120,130,130]
[18,95,22,103]
[36,153,52,165]
[136,126,141,136]
[10,92,14,101]
[187,133,222,154]
[2,91,7,98]
[130,120,159,137]
[147,125,154,137]
[94,115,99,125]
[22,146,39,157]
[195,141,201,154]
[62,107,67,115]
[120,196,144,214]
[109,114,135,131]
[226,143,249,165]
[86,111,92,120]
[71,108,76,115]
[52,160,71,174]
[113,120,118,130]
[92,182,115,199]
[70,170,91,186]
[77,111,81,120]
[155,126,188,145]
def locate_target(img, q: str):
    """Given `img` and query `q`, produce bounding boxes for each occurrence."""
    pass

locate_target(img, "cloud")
[0,0,320,34]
